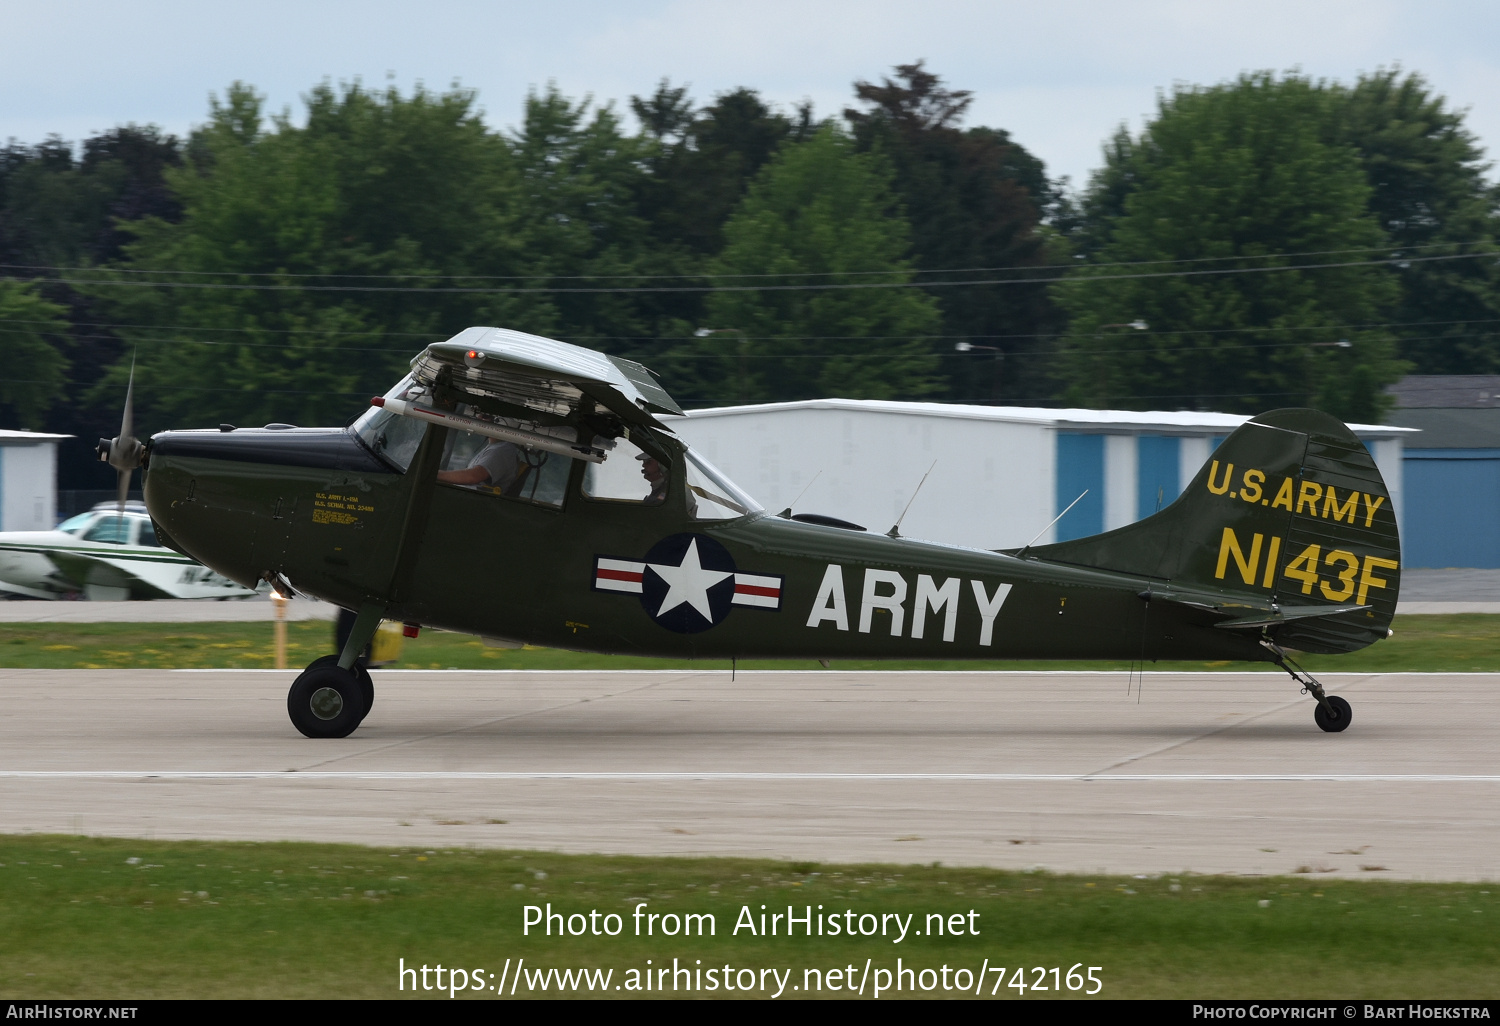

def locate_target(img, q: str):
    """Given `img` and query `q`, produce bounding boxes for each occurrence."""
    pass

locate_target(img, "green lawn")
[0,613,1496,672]
[0,835,1494,999]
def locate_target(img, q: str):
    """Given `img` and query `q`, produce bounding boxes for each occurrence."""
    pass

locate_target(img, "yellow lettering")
[1357,555,1399,606]
[1260,536,1282,589]
[1240,469,1264,504]
[1322,487,1358,523]
[1283,544,1322,595]
[1296,481,1324,516]
[1271,477,1294,511]
[1320,550,1358,601]
[1362,493,1387,528]
[1206,461,1234,496]
[1215,528,1263,585]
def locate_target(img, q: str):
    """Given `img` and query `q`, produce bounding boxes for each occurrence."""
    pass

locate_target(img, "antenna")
[886,460,937,538]
[779,470,823,518]
[1017,489,1089,556]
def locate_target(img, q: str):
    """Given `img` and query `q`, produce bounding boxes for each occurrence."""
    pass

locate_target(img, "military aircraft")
[0,500,255,600]
[103,326,1399,738]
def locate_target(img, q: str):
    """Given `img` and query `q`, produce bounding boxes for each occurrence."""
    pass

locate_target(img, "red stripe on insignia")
[597,569,644,583]
[734,584,779,597]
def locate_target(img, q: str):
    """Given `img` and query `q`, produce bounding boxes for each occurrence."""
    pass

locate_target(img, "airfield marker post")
[272,592,287,669]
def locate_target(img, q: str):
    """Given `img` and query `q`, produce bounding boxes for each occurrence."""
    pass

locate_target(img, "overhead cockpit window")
[351,375,427,472]
[684,450,761,520]
[581,438,667,504]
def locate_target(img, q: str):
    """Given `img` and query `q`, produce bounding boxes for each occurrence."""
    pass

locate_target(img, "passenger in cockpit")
[437,437,522,492]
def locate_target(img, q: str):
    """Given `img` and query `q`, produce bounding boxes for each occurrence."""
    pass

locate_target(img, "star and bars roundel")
[592,533,783,633]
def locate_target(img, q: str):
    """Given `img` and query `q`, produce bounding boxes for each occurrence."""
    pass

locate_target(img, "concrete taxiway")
[1,668,1496,880]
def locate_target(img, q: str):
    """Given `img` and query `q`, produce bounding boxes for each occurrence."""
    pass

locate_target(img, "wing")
[40,546,255,600]
[416,327,684,431]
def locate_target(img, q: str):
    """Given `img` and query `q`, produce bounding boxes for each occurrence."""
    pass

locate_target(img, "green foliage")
[0,280,68,428]
[847,62,1063,404]
[1326,69,1500,375]
[1058,73,1405,420]
[664,126,943,405]
[85,82,544,431]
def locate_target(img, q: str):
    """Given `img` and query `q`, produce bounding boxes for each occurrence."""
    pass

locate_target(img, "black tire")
[305,654,374,720]
[288,664,365,738]
[1313,694,1353,733]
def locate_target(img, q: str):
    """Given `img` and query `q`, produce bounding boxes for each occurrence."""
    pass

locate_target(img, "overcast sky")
[5,1,1499,190]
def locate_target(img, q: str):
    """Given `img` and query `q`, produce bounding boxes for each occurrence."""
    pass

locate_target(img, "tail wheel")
[288,664,365,738]
[1313,694,1352,733]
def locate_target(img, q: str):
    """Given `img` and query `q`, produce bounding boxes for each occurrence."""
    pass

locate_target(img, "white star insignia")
[647,538,732,621]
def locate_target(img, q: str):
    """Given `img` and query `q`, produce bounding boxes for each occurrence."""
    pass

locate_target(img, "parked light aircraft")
[99,327,1399,737]
[0,501,254,600]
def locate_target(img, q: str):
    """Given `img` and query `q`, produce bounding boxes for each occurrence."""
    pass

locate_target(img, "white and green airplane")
[0,501,255,600]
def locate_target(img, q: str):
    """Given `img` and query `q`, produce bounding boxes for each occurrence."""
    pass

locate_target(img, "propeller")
[95,355,144,512]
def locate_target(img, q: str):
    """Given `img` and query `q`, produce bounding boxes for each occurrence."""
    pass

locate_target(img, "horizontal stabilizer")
[1213,604,1371,630]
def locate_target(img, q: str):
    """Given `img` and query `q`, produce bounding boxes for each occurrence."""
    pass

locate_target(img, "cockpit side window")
[137,520,161,547]
[581,438,668,504]
[435,409,569,508]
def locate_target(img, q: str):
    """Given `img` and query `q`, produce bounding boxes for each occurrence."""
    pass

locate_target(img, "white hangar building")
[672,400,1410,551]
[0,429,68,531]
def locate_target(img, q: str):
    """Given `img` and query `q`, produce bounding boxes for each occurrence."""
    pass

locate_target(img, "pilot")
[638,452,668,504]
[437,437,522,492]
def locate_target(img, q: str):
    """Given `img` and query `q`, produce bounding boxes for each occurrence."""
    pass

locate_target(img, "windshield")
[351,374,427,471]
[57,513,94,536]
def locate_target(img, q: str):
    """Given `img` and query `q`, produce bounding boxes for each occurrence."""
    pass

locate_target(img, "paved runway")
[2,668,1496,881]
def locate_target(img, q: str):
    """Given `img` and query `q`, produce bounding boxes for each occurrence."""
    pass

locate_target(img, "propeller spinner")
[95,357,144,512]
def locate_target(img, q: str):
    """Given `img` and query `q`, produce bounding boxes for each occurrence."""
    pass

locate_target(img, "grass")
[0,835,1495,999]
[0,614,1497,672]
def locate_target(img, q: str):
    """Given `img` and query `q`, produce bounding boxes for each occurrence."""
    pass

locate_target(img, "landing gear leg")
[286,604,385,738]
[1259,639,1352,733]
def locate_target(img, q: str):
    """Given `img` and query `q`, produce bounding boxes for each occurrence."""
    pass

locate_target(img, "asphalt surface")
[1,668,1496,880]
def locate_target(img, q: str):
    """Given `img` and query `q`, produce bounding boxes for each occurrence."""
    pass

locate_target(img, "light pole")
[1094,320,1149,407]
[954,341,1005,402]
[695,327,750,405]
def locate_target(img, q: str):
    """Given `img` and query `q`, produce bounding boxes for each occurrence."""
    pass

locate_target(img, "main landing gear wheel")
[1313,694,1353,733]
[303,654,374,720]
[288,662,367,738]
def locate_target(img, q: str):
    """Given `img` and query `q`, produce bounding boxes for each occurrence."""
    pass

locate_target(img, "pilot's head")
[636,452,665,485]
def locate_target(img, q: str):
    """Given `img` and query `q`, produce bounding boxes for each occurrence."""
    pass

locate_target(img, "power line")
[0,239,1482,283]
[7,249,1498,295]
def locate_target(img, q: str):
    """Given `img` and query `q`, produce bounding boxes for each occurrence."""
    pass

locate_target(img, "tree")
[1058,73,1404,421]
[665,126,943,405]
[0,280,68,429]
[86,82,547,431]
[1326,69,1500,375]
[846,62,1063,405]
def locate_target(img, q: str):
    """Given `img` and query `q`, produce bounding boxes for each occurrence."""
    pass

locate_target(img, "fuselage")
[144,423,1270,663]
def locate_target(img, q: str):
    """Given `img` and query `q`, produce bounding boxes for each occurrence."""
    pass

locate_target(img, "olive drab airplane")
[100,326,1400,739]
